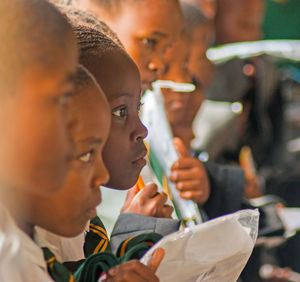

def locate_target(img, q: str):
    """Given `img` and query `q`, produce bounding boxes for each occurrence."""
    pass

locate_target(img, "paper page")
[141,209,259,282]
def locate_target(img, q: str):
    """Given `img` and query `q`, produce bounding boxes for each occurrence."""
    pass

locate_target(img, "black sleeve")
[202,162,245,219]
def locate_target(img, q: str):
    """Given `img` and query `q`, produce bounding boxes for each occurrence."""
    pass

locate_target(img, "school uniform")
[35,225,87,263]
[0,204,53,281]
[0,204,25,281]
[35,216,161,282]
[35,217,110,264]
[36,216,111,262]
[36,217,110,281]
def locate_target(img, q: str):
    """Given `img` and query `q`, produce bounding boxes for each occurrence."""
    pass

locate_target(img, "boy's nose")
[148,58,165,77]
[136,120,148,142]
[93,160,110,188]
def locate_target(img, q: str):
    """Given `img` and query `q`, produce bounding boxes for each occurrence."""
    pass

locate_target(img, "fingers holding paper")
[121,183,173,218]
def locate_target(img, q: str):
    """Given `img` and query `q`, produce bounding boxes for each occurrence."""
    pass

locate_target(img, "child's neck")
[0,186,34,238]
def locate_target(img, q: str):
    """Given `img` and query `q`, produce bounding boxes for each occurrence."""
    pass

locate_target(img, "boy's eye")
[78,150,93,163]
[112,106,127,118]
[141,38,157,49]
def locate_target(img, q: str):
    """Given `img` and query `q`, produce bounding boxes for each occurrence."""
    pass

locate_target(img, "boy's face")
[91,0,183,91]
[216,0,264,44]
[161,33,191,125]
[85,50,148,189]
[0,37,78,194]
[188,23,214,89]
[30,81,110,236]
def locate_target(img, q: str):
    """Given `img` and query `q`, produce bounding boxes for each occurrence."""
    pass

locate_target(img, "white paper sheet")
[141,209,259,282]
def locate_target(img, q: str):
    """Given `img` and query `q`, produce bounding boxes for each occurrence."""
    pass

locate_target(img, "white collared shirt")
[35,222,89,263]
[0,204,53,282]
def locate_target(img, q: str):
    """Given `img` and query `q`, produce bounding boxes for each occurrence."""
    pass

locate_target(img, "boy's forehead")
[119,1,183,38]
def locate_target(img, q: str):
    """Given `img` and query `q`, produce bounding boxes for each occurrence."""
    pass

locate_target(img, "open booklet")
[141,209,259,282]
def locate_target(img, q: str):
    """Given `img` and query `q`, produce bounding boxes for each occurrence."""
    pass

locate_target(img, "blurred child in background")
[0,0,78,280]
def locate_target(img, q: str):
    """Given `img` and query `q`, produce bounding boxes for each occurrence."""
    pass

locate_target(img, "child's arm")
[106,248,164,282]
[121,184,173,218]
[169,138,210,205]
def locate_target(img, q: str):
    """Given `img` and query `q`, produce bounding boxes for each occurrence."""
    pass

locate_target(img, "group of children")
[0,0,211,280]
[0,0,181,280]
[0,0,291,281]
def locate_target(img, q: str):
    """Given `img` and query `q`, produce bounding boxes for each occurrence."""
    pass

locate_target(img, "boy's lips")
[132,149,147,167]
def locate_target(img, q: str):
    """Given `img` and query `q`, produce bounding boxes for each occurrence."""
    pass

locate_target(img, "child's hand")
[106,248,164,282]
[121,183,173,218]
[170,137,210,205]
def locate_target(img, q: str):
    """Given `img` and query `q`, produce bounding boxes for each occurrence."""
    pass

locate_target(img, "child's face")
[85,50,147,189]
[216,0,264,44]
[161,33,191,126]
[0,35,78,195]
[91,0,183,91]
[30,81,110,236]
[188,23,214,89]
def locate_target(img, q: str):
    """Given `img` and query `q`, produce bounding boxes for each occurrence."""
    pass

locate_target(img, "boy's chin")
[104,175,139,191]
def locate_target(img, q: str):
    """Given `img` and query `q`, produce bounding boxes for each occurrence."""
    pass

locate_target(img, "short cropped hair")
[59,0,178,18]
[74,25,121,56]
[74,64,98,93]
[181,2,208,38]
[0,0,74,96]
[73,25,128,75]
[58,4,124,48]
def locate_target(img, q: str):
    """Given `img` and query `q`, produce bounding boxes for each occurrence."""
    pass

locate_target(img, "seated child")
[74,24,178,249]
[0,0,78,280]
[154,2,246,219]
[34,65,163,281]
[33,9,174,270]
[31,9,172,266]
[57,0,186,234]
[55,6,177,234]
[159,29,211,206]
[34,64,111,257]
